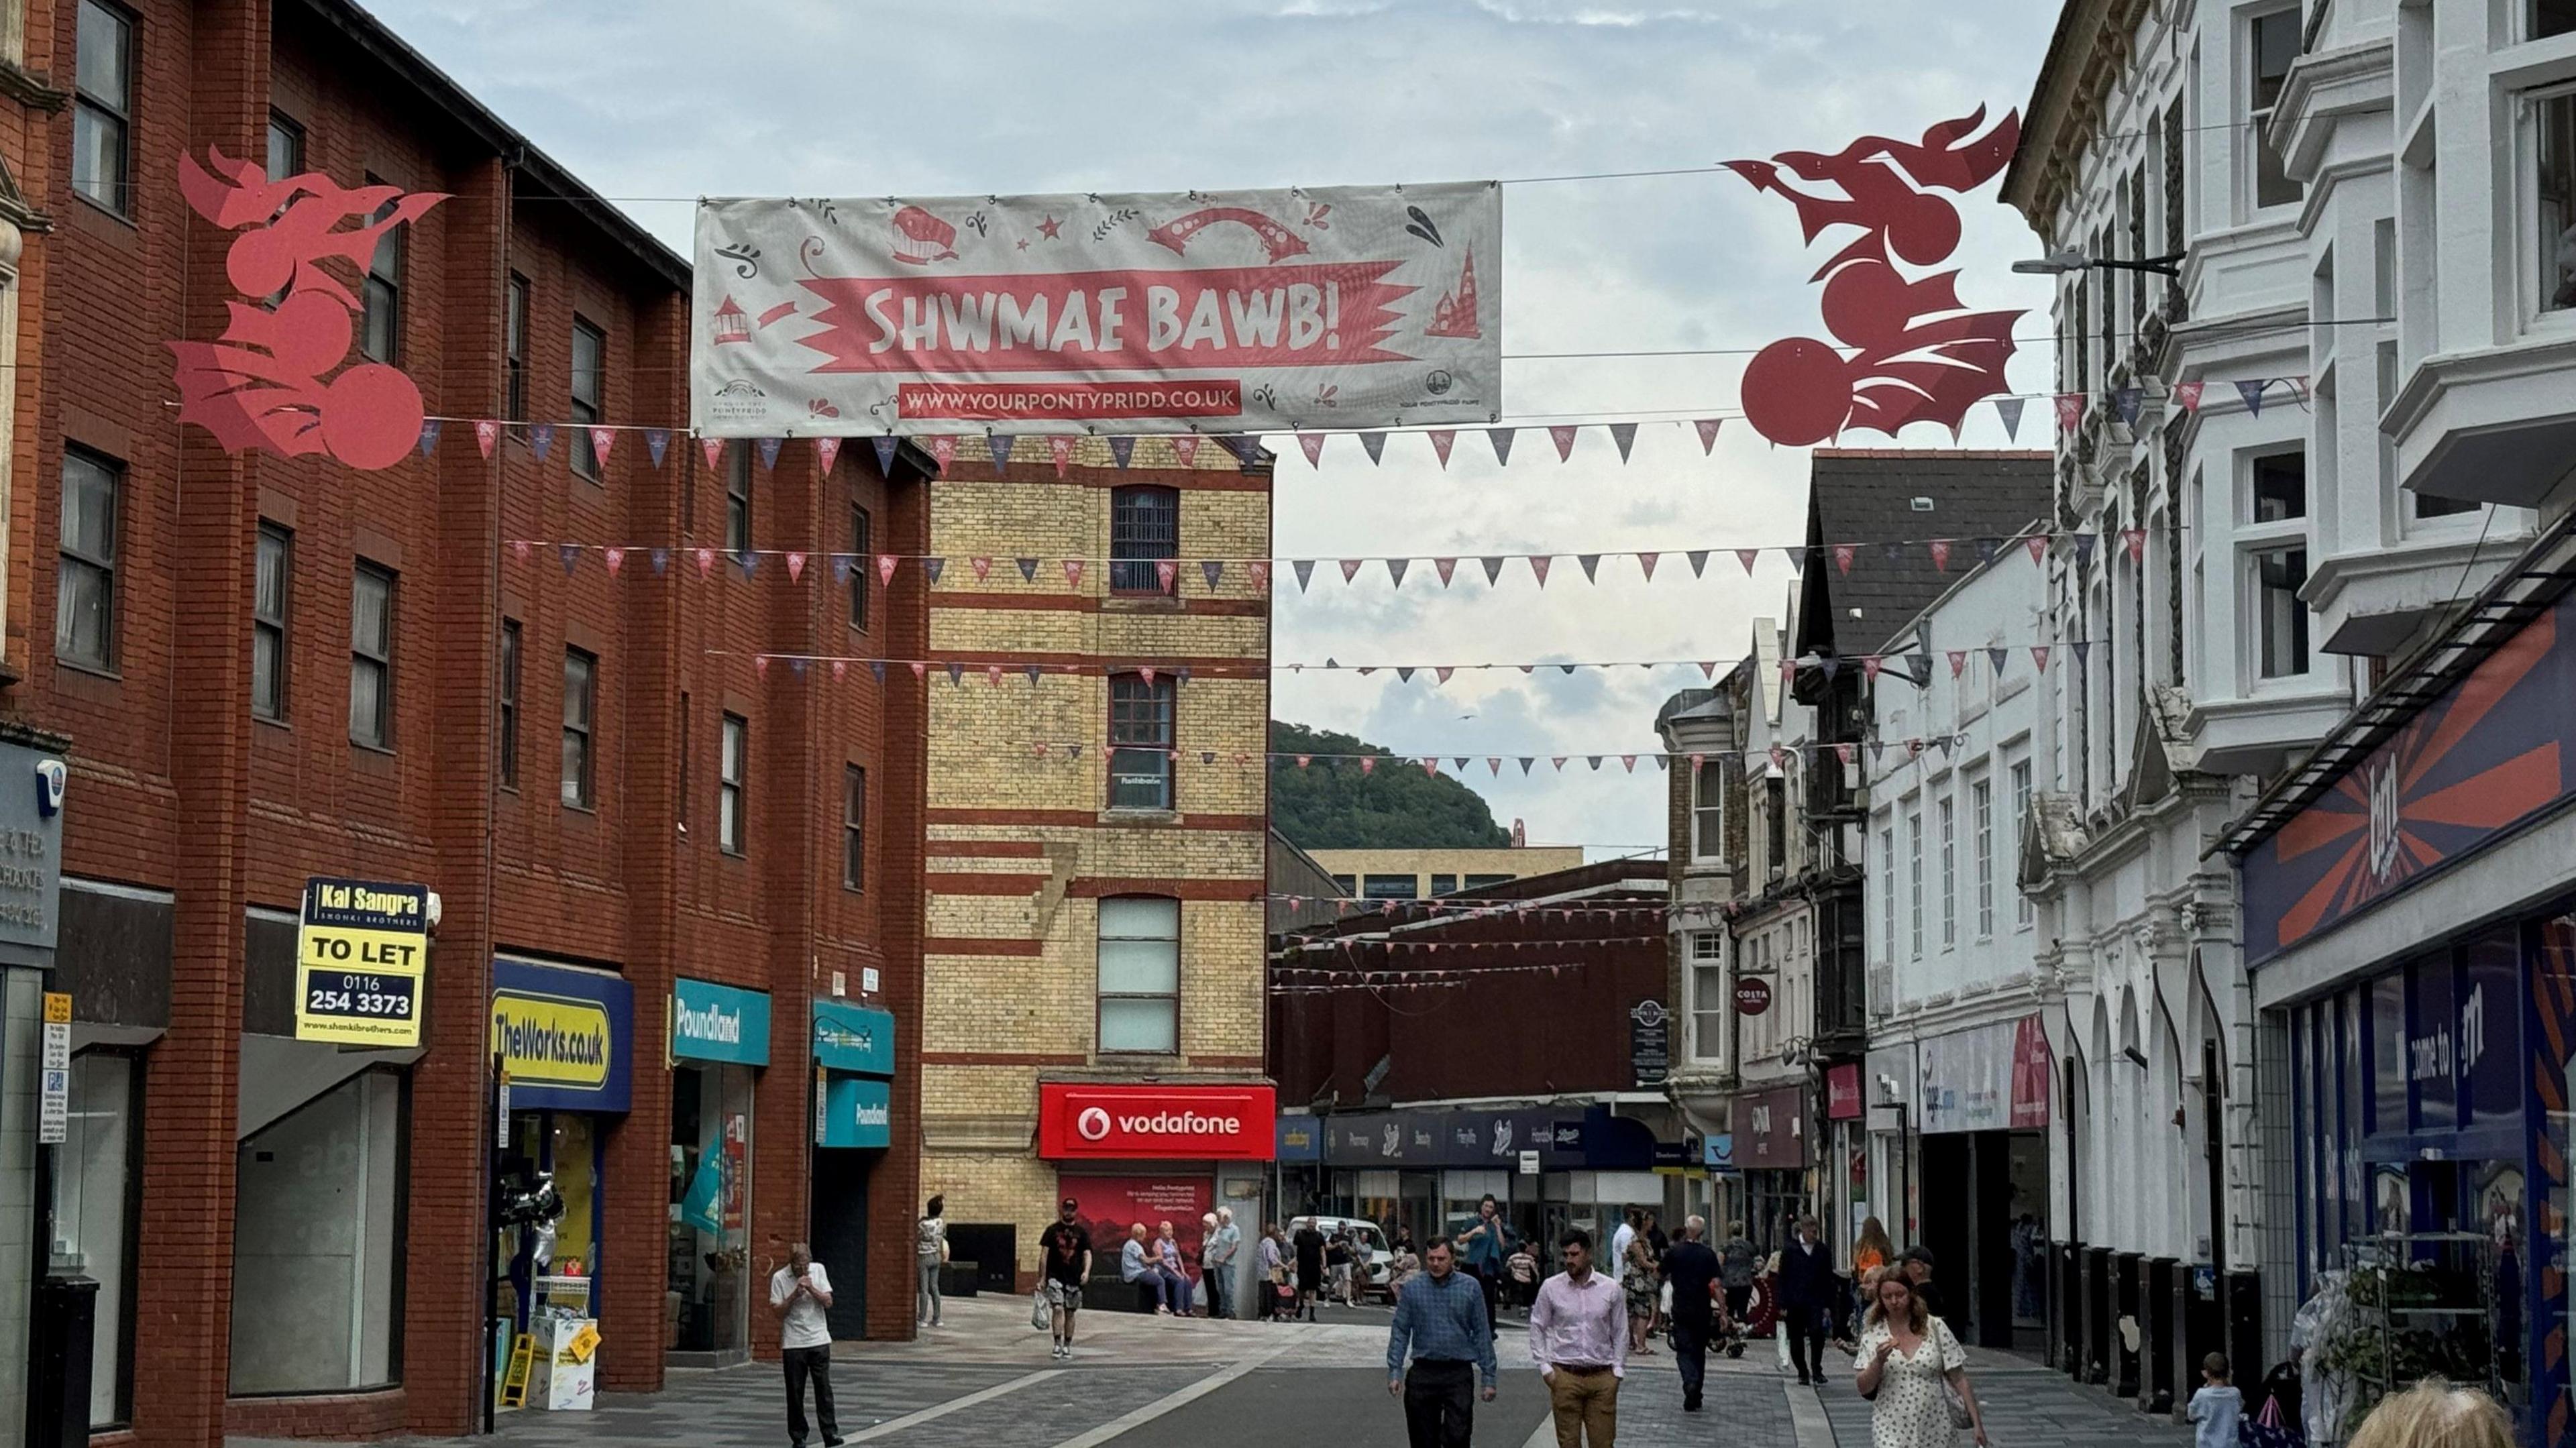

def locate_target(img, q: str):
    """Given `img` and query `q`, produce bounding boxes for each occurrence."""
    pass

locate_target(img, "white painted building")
[1860,526,2055,1353]
[2003,0,2545,1418]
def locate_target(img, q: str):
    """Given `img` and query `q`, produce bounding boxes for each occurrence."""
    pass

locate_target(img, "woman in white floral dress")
[1853,1269,1987,1448]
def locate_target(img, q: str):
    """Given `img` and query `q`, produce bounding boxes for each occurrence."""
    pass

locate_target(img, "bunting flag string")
[928,734,1979,774]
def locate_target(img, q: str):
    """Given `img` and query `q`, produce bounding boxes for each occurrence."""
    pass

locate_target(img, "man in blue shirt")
[1387,1239,1499,1447]
[1452,1193,1513,1338]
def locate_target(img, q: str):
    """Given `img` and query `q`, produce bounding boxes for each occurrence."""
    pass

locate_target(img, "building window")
[1429,873,1458,896]
[2255,546,2312,679]
[848,503,871,630]
[719,714,747,854]
[1689,932,1727,1060]
[504,274,530,421]
[1879,826,1896,962]
[1462,873,1513,890]
[2538,89,2576,311]
[57,448,119,671]
[1330,874,1356,896]
[1938,797,1957,950]
[1110,486,1178,594]
[1972,779,1994,940]
[1362,875,1418,900]
[570,319,604,479]
[2249,7,2302,210]
[229,1070,407,1394]
[1765,775,1786,872]
[350,563,395,747]
[72,1,133,213]
[58,1050,140,1428]
[497,620,521,791]
[843,765,867,892]
[360,175,405,364]
[1097,896,1180,1054]
[252,523,290,720]
[561,649,595,809]
[725,445,753,557]
[1108,673,1175,811]
[2010,763,2034,927]
[2252,451,2306,522]
[2540,0,2576,40]
[1692,759,1724,861]
[1907,808,1925,960]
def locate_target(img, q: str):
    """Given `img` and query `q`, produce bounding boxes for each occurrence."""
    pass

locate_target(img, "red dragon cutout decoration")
[169,149,448,471]
[1724,107,2024,447]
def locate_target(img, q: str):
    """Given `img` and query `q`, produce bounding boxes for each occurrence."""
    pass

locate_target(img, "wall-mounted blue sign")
[813,999,894,1076]
[818,1075,892,1148]
[673,977,771,1066]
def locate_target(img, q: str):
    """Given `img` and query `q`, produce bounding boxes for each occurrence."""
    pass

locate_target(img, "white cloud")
[363,0,2061,854]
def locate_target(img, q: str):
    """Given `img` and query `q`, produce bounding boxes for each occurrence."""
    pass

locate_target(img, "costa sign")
[1733,977,1773,1015]
[1038,1083,1276,1161]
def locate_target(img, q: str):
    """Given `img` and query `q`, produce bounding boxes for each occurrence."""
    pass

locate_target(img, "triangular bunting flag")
[1396,667,1415,683]
[1248,561,1271,593]
[1929,539,1951,573]
[2074,533,2097,568]
[1360,757,1375,775]
[2054,392,2084,431]
[1529,555,1552,588]
[1586,757,1603,771]
[1577,555,1601,583]
[1993,396,2025,439]
[1947,651,1966,678]
[2031,646,2053,671]
[755,656,769,677]
[701,436,725,470]
[649,548,669,575]
[557,544,580,576]
[1481,557,1505,586]
[1049,435,1075,478]
[1519,758,1535,774]
[1016,557,1040,583]
[1552,757,1568,771]
[695,547,715,578]
[1638,552,1658,581]
[1107,435,1135,469]
[1549,425,1578,461]
[1387,557,1410,589]
[988,434,1015,474]
[1428,430,1455,468]
[589,427,616,469]
[1339,559,1364,583]
[1488,758,1502,775]
[1609,422,1638,462]
[1359,432,1387,464]
[1297,433,1326,467]
[1025,665,1043,685]
[786,552,806,582]
[1155,559,1177,592]
[1699,661,1717,679]
[530,423,555,461]
[1434,557,1458,587]
[1621,755,1638,772]
[1862,655,1884,682]
[417,419,441,457]
[2123,528,2147,562]
[877,555,899,586]
[926,435,957,469]
[604,547,627,577]
[1905,654,1932,687]
[1293,560,1316,592]
[2025,535,2048,566]
[1419,759,1438,777]
[1694,418,1722,454]
[1064,559,1085,588]
[756,436,783,471]
[1834,543,1856,575]
[2073,641,2093,668]
[1487,428,1515,465]
[646,428,672,467]
[475,420,500,458]
[1435,667,1454,684]
[970,556,994,583]
[1836,743,1854,766]
[738,551,759,575]
[811,436,839,476]
[1169,435,1201,467]
[2236,378,2268,416]
[872,436,898,475]
[2111,388,2143,428]
[1687,550,1709,577]
[945,663,963,686]
[2173,380,2204,413]
[1201,559,1225,592]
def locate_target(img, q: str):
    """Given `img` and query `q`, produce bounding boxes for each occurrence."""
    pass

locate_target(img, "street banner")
[295,877,429,1047]
[692,184,1501,437]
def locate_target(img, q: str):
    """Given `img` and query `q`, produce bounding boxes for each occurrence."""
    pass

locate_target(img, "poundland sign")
[673,977,771,1066]
[1038,1082,1275,1161]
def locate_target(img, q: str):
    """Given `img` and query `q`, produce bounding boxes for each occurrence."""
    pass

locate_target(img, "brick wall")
[7,2,929,1441]
[918,438,1271,1287]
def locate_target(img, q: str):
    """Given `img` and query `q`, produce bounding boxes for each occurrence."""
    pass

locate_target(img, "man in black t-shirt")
[1661,1216,1723,1412]
[1293,1221,1327,1321]
[1037,1197,1094,1359]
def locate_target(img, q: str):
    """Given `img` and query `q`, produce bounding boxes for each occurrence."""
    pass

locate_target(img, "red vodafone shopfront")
[1038,1083,1275,1311]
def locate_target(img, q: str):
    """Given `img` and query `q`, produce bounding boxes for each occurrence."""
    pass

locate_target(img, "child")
[2189,1352,2243,1448]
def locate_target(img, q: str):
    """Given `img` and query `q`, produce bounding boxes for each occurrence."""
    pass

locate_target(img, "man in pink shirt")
[1527,1229,1627,1447]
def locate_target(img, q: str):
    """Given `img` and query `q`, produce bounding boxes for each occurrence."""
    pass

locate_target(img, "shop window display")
[53,1051,138,1427]
[229,1070,407,1394]
[669,1063,753,1355]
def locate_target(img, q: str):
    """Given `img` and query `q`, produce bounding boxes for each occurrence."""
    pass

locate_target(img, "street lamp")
[2012,246,2186,277]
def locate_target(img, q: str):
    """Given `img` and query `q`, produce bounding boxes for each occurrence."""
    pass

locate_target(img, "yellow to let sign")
[295,876,430,1047]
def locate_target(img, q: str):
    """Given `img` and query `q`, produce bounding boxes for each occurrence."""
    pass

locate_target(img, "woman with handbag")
[1854,1267,1986,1448]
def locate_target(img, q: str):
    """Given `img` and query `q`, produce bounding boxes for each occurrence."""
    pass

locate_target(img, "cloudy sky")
[374,0,2062,856]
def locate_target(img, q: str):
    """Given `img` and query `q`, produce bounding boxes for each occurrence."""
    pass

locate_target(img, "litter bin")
[28,1274,98,1448]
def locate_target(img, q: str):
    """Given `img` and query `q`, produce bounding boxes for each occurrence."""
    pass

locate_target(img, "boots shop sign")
[1038,1083,1277,1161]
[692,185,1501,437]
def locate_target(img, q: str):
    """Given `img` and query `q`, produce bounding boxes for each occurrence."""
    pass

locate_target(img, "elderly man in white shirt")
[769,1241,843,1448]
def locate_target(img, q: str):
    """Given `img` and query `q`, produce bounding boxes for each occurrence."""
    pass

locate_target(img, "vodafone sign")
[1038,1083,1277,1161]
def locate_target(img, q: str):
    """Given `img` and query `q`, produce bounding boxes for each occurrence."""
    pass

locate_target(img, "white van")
[1287,1215,1393,1299]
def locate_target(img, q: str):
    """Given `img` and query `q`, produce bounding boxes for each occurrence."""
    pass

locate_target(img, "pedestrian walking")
[1661,1215,1723,1413]
[1387,1239,1501,1448]
[1718,1223,1758,1327]
[1295,1217,1328,1321]
[1620,1227,1658,1355]
[1260,1222,1289,1320]
[1778,1215,1836,1386]
[1898,1245,1944,1327]
[1205,1207,1242,1319]
[1038,1197,1093,1359]
[1155,1219,1198,1315]
[1506,1239,1540,1311]
[916,1194,949,1327]
[1609,1209,1638,1277]
[768,1241,843,1448]
[1854,1268,1986,1448]
[1529,1229,1627,1448]
[1389,1239,1421,1302]
[1328,1228,1356,1306]
[1454,1193,1513,1338]
[2189,1353,2243,1448]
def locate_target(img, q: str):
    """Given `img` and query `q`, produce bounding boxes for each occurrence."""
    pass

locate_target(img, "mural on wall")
[1723,107,2025,447]
[170,149,447,471]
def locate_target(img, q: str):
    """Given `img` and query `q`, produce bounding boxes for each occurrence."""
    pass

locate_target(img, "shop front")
[1733,1084,1809,1255]
[1038,1082,1274,1315]
[666,977,769,1366]
[810,999,895,1334]
[490,958,634,1366]
[2229,565,2576,1445]
[1913,1017,2052,1349]
[1316,1105,1656,1251]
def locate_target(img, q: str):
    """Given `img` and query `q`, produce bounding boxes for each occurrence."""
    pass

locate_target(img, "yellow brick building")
[919,436,1273,1294]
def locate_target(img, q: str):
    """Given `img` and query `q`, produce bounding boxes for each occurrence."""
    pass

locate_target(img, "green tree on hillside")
[1269,720,1510,850]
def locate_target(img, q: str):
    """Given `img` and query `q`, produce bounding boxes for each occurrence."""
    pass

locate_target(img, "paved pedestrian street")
[232,1296,2201,1448]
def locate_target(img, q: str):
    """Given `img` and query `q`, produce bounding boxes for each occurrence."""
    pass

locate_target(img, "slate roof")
[1793,449,2053,659]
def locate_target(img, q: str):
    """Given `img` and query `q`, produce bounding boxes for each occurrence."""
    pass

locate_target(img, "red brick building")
[6,0,928,1441]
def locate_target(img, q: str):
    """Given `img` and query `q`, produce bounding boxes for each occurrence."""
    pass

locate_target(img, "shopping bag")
[2241,1392,2304,1448]
[1946,1383,1974,1429]
[1030,1288,1051,1332]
